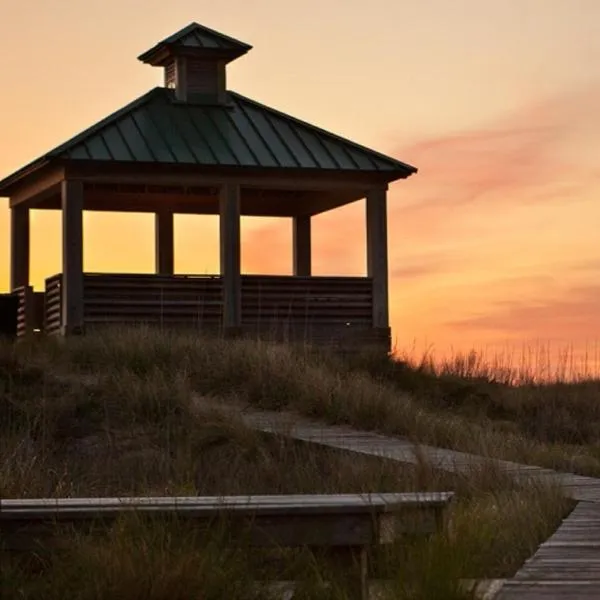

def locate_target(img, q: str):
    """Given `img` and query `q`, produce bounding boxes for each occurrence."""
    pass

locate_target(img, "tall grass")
[0,330,578,598]
[394,340,600,385]
[23,327,600,474]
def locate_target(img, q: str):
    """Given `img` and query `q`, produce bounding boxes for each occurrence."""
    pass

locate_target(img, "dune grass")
[0,329,580,598]
[17,327,600,475]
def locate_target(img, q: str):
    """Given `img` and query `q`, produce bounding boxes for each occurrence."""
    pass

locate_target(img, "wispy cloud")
[391,82,600,229]
[446,284,600,341]
[391,252,465,281]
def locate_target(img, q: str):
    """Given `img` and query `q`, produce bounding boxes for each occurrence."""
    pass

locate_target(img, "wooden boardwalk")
[235,406,600,502]
[220,404,600,598]
[496,502,600,599]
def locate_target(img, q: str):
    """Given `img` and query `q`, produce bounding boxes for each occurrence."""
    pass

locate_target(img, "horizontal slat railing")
[13,285,43,337]
[83,273,223,328]
[44,274,63,336]
[12,286,30,337]
[81,273,373,330]
[42,272,387,352]
[241,275,373,327]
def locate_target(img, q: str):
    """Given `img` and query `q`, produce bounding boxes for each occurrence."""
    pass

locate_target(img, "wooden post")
[366,187,389,329]
[61,180,84,335]
[219,183,241,332]
[155,210,174,275]
[292,215,311,276]
[10,204,30,291]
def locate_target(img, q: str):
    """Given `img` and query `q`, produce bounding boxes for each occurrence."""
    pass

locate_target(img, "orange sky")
[1,0,600,363]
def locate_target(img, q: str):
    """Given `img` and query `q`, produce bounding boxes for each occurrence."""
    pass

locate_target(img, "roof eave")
[0,157,55,197]
[382,166,418,183]
[138,44,251,66]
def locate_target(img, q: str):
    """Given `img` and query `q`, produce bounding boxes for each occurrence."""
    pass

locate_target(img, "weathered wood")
[365,188,389,329]
[231,406,600,504]
[155,210,174,275]
[0,493,452,600]
[43,274,62,335]
[10,204,29,291]
[175,56,188,102]
[40,271,388,350]
[0,495,452,542]
[36,187,365,218]
[61,180,84,335]
[13,286,32,337]
[7,165,65,207]
[220,183,241,330]
[293,215,311,276]
[496,502,600,599]
[223,406,600,599]
[68,162,395,193]
[12,287,44,337]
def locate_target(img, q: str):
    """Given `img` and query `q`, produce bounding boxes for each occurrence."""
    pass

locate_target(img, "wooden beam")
[366,188,389,329]
[68,162,391,192]
[61,180,84,335]
[9,166,65,207]
[155,211,174,275]
[219,183,241,330]
[10,205,29,291]
[292,215,311,276]
[63,190,324,217]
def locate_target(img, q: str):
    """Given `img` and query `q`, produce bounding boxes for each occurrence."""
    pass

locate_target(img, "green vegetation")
[0,329,583,599]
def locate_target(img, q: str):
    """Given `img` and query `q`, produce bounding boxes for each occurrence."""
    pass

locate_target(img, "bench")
[0,492,454,599]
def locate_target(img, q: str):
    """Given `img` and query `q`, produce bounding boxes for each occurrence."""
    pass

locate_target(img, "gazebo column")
[61,180,84,335]
[219,183,241,333]
[155,210,174,274]
[366,187,389,329]
[10,204,30,291]
[292,215,312,276]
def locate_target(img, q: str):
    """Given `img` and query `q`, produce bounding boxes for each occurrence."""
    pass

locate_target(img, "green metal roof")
[51,88,415,172]
[138,22,252,65]
[0,88,416,193]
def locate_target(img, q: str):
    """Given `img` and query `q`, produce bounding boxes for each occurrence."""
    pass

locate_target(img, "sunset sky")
[1,0,600,362]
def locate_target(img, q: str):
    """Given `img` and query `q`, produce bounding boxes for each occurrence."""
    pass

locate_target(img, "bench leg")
[346,546,368,600]
[357,546,368,600]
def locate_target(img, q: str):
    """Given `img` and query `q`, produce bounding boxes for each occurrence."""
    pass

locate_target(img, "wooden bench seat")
[0,492,454,599]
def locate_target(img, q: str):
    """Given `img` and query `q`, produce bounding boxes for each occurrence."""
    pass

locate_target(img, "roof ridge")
[48,88,163,158]
[137,22,252,63]
[170,22,252,50]
[227,91,417,174]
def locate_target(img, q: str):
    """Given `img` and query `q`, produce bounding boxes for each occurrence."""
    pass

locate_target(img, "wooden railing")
[83,273,223,329]
[12,285,44,337]
[241,275,373,327]
[81,273,374,331]
[38,272,388,352]
[0,492,454,600]
[44,274,63,336]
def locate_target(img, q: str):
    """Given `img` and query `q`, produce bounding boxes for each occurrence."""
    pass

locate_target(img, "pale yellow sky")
[1,0,600,358]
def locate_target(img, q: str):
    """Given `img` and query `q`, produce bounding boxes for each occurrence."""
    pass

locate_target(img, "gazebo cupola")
[137,22,252,104]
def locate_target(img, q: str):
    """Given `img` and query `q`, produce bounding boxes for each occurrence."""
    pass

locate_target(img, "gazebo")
[0,22,417,352]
